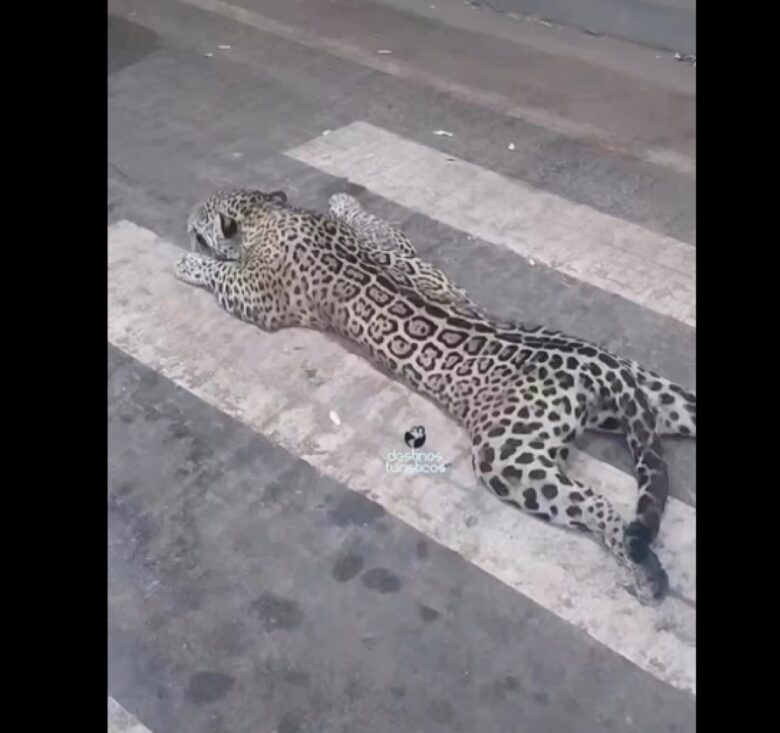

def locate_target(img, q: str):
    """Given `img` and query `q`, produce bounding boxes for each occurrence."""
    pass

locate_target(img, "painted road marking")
[173,0,695,176]
[108,221,696,694]
[108,697,153,733]
[286,122,696,327]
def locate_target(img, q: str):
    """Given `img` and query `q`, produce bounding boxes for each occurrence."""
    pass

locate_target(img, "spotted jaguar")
[176,188,696,602]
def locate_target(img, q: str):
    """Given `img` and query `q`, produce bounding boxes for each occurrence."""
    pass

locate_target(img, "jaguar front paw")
[175,252,209,286]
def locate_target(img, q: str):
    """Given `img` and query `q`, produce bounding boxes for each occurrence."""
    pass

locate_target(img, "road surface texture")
[108,1,696,731]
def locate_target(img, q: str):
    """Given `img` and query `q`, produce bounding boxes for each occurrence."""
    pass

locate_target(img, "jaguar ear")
[268,190,287,205]
[219,213,238,238]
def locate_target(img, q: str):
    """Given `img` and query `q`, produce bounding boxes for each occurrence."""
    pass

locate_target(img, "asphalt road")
[108,1,696,731]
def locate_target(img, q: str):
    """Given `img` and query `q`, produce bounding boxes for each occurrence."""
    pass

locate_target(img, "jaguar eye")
[219,213,238,239]
[195,233,207,249]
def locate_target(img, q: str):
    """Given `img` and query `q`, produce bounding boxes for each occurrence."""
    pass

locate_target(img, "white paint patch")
[108,697,153,733]
[108,222,696,694]
[286,122,696,327]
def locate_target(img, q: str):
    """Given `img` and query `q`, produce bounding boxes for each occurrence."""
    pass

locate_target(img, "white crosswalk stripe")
[108,697,153,733]
[108,132,697,697]
[287,122,696,327]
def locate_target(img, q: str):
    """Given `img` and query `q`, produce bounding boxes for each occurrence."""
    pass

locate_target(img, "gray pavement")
[108,0,696,730]
[109,346,695,733]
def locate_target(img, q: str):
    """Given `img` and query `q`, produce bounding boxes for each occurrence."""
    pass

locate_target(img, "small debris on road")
[329,410,342,426]
[433,130,454,137]
[674,52,696,65]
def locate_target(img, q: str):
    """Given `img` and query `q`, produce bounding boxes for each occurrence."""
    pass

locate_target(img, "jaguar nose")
[192,232,208,254]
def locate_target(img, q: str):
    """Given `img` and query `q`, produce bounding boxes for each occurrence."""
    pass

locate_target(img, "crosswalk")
[108,121,696,707]
[109,1,695,728]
